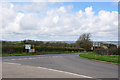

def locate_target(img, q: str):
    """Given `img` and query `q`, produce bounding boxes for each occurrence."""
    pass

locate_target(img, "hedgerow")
[2,45,84,54]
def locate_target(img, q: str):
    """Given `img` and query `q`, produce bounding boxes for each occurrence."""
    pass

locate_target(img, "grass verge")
[79,52,119,63]
[1,52,77,57]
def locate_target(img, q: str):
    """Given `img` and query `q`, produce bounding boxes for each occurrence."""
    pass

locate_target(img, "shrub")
[2,45,25,54]
[2,45,84,54]
[108,48,118,55]
[94,47,119,55]
[94,48,107,55]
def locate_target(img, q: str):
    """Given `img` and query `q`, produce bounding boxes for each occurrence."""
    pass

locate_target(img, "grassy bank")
[1,52,77,57]
[79,52,119,63]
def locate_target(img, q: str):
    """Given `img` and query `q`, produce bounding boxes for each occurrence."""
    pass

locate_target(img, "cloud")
[2,2,17,29]
[53,16,59,24]
[85,6,94,16]
[1,2,118,41]
[14,2,47,13]
[58,6,66,13]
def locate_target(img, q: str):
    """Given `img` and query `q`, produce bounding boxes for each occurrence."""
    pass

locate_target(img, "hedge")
[2,45,84,54]
[94,47,119,55]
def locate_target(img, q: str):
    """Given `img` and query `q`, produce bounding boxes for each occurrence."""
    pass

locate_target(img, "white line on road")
[4,62,93,78]
[10,58,36,60]
[7,56,61,61]
[36,67,93,78]
[11,59,16,60]
[22,58,29,59]
[27,58,35,59]
[4,62,21,65]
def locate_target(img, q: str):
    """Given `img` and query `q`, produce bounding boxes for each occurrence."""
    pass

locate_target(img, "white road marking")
[9,56,63,61]
[17,59,23,60]
[8,56,62,61]
[27,58,34,59]
[4,62,93,78]
[11,59,16,60]
[4,62,21,65]
[37,66,92,78]
[10,58,37,60]
[23,58,29,59]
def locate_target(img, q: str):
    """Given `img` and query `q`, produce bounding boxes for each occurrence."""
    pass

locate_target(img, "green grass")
[1,52,77,57]
[79,52,119,63]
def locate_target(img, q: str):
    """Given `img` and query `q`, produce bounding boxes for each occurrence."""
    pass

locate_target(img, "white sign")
[93,42,100,47]
[25,45,31,49]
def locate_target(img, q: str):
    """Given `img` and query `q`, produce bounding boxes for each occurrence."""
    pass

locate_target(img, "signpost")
[92,42,101,50]
[29,49,35,53]
[25,45,31,49]
[25,45,31,53]
[25,44,35,53]
[93,42,100,47]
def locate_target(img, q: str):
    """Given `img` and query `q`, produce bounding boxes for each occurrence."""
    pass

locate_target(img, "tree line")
[2,33,93,52]
[2,33,119,55]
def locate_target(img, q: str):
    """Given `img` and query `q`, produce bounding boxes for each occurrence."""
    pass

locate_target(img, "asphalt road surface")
[2,53,118,78]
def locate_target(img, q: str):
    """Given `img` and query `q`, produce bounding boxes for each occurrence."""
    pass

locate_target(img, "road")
[2,53,118,78]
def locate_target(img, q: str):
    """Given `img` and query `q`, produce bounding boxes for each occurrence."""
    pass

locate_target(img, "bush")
[94,47,119,55]
[94,48,107,55]
[2,45,84,54]
[2,45,25,54]
[108,48,118,55]
[35,46,84,52]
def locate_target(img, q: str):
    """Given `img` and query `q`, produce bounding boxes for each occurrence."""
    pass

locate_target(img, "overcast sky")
[1,2,118,41]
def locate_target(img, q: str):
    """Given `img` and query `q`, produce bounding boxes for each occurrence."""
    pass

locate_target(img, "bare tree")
[76,33,92,51]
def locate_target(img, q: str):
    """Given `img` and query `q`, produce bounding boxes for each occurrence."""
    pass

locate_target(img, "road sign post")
[93,42,101,50]
[25,44,31,53]
[29,49,35,53]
